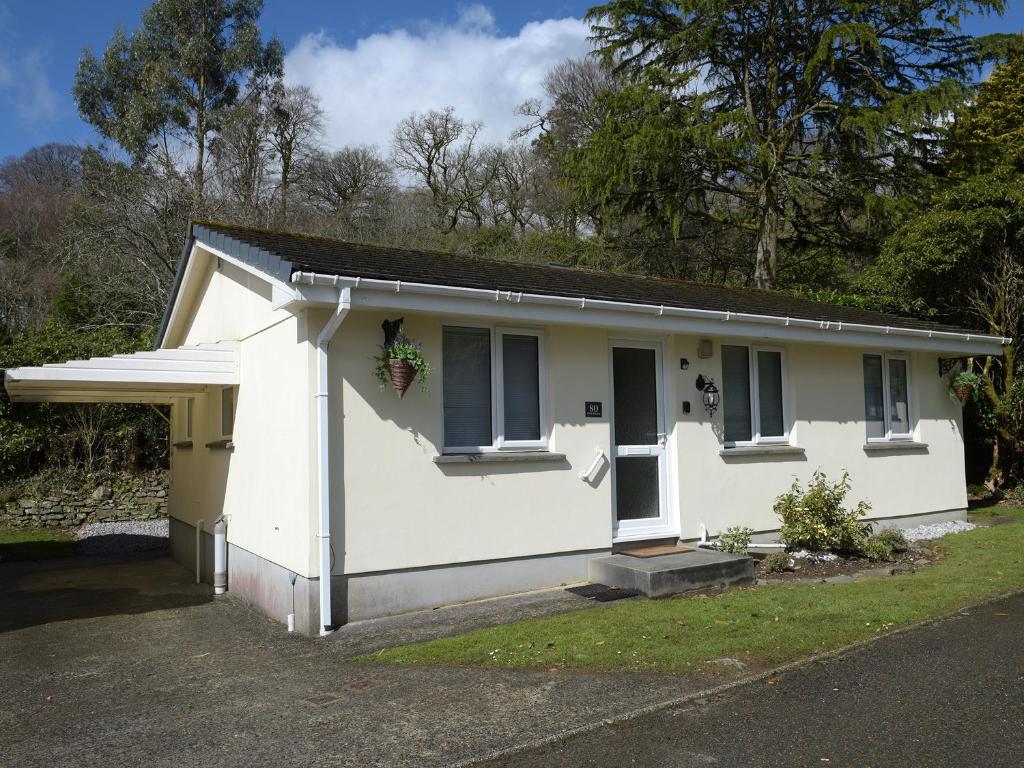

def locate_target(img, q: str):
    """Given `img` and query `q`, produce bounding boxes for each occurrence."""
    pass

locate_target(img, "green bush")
[775,470,872,553]
[761,551,791,573]
[861,528,909,561]
[862,537,892,562]
[875,528,909,553]
[716,526,753,554]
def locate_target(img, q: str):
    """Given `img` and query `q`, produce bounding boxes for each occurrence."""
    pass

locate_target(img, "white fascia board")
[6,368,238,385]
[161,239,302,344]
[291,272,1009,356]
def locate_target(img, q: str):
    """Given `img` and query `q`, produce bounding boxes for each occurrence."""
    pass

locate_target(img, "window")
[863,354,912,440]
[220,387,235,438]
[442,325,546,451]
[722,344,788,446]
[185,398,194,440]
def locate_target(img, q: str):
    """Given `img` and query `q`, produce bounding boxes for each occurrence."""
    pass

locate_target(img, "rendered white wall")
[329,310,614,575]
[168,256,318,577]
[672,338,966,538]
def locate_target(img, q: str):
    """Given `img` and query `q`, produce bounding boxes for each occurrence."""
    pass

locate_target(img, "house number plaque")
[585,401,603,418]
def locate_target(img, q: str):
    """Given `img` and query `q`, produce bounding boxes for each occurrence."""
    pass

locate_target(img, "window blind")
[888,358,910,435]
[443,327,492,447]
[501,334,540,441]
[722,345,752,443]
[756,349,785,437]
[863,355,885,438]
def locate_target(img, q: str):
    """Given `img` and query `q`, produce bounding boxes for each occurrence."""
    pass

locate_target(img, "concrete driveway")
[0,555,710,768]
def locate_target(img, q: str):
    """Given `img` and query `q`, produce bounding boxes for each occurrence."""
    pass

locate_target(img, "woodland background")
[1,0,1022,493]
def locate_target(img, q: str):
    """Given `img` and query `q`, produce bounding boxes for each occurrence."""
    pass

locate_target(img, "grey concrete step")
[588,548,755,598]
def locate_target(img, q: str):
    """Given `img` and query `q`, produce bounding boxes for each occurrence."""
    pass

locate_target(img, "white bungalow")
[4,222,1008,634]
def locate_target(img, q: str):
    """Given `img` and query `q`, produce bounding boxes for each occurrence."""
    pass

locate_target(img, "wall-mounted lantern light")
[695,374,720,417]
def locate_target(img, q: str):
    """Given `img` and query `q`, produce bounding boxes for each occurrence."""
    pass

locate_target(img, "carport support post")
[315,287,352,635]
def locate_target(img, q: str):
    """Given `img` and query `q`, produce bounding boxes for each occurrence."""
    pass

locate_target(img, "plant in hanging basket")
[949,370,981,405]
[374,333,431,398]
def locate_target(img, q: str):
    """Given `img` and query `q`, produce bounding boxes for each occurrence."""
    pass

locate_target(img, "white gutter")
[315,287,352,636]
[291,272,1011,350]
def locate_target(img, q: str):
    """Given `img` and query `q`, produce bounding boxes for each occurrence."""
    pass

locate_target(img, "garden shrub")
[874,527,908,553]
[775,470,871,553]
[862,528,909,561]
[761,551,790,573]
[716,526,753,554]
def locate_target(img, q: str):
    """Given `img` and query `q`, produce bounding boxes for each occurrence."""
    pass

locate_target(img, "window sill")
[434,451,566,464]
[719,445,805,458]
[863,441,928,453]
[172,440,193,449]
[205,439,234,451]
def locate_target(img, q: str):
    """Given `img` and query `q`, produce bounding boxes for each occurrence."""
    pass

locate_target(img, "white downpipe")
[315,288,352,636]
[195,519,204,584]
[213,517,227,595]
[291,271,1011,348]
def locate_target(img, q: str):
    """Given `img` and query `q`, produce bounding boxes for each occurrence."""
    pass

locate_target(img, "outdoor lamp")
[695,374,720,417]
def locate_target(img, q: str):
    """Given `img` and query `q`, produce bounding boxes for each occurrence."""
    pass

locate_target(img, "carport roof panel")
[3,342,238,403]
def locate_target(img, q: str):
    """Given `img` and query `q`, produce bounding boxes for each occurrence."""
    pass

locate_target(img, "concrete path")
[0,555,714,768]
[481,591,1024,767]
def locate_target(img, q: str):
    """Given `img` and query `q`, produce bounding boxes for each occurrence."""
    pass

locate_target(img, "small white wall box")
[697,339,713,358]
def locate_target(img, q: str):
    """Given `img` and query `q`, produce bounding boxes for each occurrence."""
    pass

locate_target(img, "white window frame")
[864,353,913,442]
[724,344,790,448]
[441,324,549,453]
[219,386,235,439]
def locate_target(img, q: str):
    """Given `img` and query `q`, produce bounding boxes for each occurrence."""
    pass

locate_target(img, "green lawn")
[0,527,79,562]
[369,505,1024,674]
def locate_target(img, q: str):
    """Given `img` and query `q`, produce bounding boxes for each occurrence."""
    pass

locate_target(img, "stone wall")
[0,471,169,529]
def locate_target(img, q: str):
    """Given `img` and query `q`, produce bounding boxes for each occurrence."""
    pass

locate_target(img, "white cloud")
[284,5,592,151]
[0,48,59,125]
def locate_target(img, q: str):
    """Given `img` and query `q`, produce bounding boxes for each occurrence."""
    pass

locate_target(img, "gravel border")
[73,519,169,555]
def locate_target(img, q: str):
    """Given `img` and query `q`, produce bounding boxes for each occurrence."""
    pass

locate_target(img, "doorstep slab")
[588,549,755,598]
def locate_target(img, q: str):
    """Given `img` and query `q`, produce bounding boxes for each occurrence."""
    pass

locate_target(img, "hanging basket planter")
[386,358,417,398]
[374,319,432,398]
[948,370,981,406]
[951,383,973,405]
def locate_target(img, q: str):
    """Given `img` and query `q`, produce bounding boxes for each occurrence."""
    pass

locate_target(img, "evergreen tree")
[582,0,1009,288]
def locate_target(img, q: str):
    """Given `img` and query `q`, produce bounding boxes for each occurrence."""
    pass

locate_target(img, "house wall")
[330,313,967,618]
[670,338,966,539]
[328,310,615,605]
[168,255,319,610]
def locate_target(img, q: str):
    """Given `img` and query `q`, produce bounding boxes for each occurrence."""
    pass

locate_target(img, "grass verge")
[369,505,1024,673]
[0,527,78,562]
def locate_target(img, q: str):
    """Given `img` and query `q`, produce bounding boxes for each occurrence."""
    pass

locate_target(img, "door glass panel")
[615,457,660,520]
[612,347,658,445]
[888,358,910,435]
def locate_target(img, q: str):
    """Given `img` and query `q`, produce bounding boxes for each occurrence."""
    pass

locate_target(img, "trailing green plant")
[775,470,872,553]
[716,526,753,554]
[373,333,432,393]
[760,551,791,574]
[949,370,982,403]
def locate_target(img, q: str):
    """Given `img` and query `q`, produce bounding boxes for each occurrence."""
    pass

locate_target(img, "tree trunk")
[754,187,779,289]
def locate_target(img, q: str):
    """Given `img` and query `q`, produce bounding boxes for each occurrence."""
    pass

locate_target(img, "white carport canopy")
[3,342,238,404]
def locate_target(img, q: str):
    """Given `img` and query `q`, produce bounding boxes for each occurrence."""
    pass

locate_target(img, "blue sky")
[0,1,1019,158]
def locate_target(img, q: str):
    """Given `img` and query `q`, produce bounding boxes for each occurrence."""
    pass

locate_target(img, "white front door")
[610,341,673,541]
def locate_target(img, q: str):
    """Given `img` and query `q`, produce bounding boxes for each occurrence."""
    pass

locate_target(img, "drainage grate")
[566,583,639,602]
